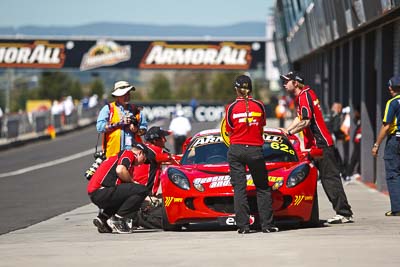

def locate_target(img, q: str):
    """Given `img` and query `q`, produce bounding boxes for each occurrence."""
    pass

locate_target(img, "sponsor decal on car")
[263,134,284,143]
[164,196,183,207]
[218,215,255,226]
[247,176,284,190]
[293,195,313,206]
[193,174,284,190]
[0,41,65,68]
[191,135,223,147]
[194,175,231,188]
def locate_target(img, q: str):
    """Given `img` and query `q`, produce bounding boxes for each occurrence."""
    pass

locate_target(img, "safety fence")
[0,104,101,141]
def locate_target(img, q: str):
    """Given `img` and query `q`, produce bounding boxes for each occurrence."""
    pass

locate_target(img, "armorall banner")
[0,39,265,70]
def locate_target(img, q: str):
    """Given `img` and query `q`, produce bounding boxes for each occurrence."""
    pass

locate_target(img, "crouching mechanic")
[133,126,175,195]
[128,127,176,229]
[87,143,149,234]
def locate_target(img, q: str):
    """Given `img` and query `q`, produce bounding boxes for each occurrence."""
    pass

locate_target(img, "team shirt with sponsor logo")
[133,143,171,195]
[295,86,333,148]
[87,150,136,194]
[225,96,266,146]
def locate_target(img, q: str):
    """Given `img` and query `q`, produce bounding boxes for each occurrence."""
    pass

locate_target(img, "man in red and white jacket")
[280,71,353,224]
[87,143,149,234]
[133,126,175,196]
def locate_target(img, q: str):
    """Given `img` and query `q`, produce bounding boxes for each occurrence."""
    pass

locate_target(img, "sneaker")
[385,211,400,216]
[107,216,132,234]
[343,176,353,186]
[344,176,352,182]
[262,225,279,233]
[93,216,112,233]
[327,214,354,224]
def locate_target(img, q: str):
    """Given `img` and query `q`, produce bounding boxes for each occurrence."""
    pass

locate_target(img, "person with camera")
[96,81,148,158]
[87,143,150,234]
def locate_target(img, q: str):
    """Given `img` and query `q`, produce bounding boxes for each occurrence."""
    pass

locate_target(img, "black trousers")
[316,146,353,217]
[90,183,148,218]
[228,144,274,229]
[174,135,187,154]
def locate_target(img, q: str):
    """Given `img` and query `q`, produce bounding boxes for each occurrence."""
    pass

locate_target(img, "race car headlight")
[168,168,190,190]
[193,182,205,192]
[286,164,310,188]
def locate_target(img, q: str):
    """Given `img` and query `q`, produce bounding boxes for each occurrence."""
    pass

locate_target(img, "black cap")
[280,71,304,84]
[132,143,149,158]
[234,75,252,92]
[144,126,172,141]
[388,76,400,88]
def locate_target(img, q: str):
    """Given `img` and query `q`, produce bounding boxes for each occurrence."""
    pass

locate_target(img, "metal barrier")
[7,118,19,139]
[0,103,102,142]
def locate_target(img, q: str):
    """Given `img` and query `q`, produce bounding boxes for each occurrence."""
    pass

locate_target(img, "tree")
[37,71,74,100]
[210,72,240,101]
[89,78,105,98]
[0,89,6,111]
[148,73,172,100]
[69,80,83,100]
[7,77,37,112]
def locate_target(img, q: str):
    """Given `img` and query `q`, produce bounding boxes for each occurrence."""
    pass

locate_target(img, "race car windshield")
[262,133,298,162]
[181,136,228,165]
[181,133,298,165]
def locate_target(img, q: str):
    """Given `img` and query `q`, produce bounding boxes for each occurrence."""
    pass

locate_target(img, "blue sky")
[0,0,276,28]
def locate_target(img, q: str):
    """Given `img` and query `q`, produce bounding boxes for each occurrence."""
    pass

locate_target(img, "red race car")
[160,128,322,230]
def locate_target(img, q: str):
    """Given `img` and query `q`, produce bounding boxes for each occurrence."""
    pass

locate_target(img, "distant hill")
[0,22,266,38]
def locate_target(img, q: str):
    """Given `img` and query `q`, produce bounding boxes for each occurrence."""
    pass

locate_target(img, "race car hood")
[180,161,301,176]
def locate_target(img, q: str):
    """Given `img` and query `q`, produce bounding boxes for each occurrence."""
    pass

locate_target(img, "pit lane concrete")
[0,180,399,267]
[0,119,399,266]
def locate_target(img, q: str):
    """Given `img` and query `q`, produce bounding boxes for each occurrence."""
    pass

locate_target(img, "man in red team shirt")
[129,126,176,229]
[280,71,353,224]
[87,143,149,234]
[133,126,175,195]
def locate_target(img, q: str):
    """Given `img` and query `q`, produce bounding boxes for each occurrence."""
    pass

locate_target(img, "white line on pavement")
[0,148,94,178]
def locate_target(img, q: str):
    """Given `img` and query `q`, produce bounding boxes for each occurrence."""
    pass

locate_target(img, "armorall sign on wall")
[0,38,265,70]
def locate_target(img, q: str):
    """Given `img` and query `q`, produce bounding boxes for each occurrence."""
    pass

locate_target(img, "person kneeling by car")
[87,143,149,234]
[130,126,177,229]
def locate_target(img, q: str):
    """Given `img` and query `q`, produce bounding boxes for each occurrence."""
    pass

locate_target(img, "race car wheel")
[161,205,182,231]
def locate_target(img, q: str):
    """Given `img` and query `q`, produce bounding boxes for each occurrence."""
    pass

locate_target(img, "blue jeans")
[383,135,400,212]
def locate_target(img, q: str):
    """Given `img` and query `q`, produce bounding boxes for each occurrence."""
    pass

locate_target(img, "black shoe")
[385,211,400,216]
[262,225,279,233]
[93,217,112,233]
[107,216,132,234]
[237,226,251,234]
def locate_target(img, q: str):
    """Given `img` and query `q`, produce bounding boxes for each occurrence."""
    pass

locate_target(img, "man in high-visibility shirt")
[96,81,148,158]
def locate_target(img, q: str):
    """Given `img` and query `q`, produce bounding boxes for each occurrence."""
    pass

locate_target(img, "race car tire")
[161,205,182,231]
[138,207,163,229]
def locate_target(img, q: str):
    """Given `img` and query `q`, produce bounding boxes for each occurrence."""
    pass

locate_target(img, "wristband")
[373,143,379,148]
[288,130,292,136]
